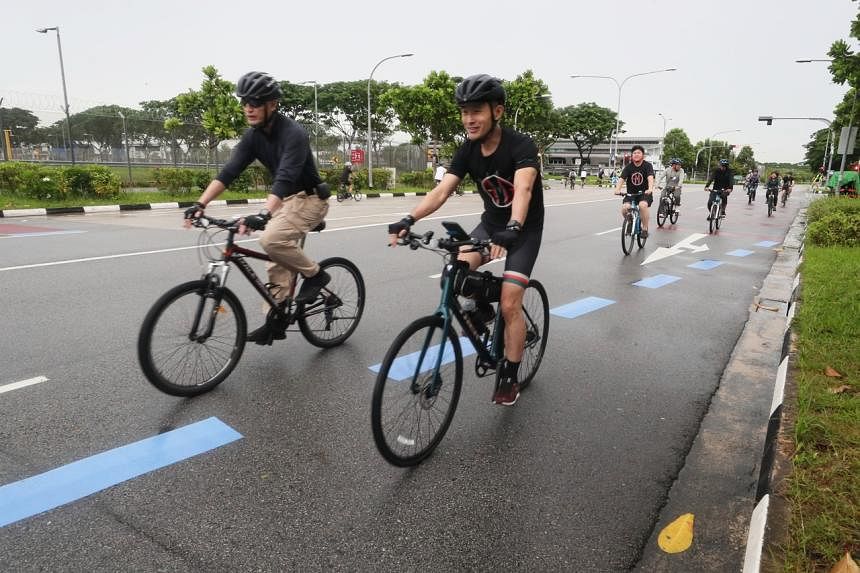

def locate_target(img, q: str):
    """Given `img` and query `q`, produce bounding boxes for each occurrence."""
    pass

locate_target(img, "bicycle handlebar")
[397,229,491,253]
[192,215,240,230]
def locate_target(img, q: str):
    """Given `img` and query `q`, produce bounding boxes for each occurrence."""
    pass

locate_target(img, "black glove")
[243,209,271,231]
[492,221,522,249]
[388,215,415,236]
[184,202,205,220]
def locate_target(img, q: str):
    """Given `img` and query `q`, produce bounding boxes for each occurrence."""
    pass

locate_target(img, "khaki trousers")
[259,192,329,304]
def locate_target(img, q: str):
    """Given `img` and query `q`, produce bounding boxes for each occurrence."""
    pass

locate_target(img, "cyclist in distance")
[704,158,734,219]
[765,171,780,206]
[613,144,655,238]
[184,71,331,345]
[387,74,545,407]
[781,171,795,205]
[657,157,685,212]
[340,161,354,195]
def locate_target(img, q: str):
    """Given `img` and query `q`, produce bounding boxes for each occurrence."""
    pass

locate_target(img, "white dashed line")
[0,376,49,395]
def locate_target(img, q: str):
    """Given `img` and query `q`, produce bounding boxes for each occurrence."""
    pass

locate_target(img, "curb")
[742,208,807,573]
[0,190,463,218]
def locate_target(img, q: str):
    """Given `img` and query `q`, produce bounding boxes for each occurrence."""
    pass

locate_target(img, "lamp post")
[117,111,133,186]
[658,112,671,165]
[705,129,741,179]
[367,53,413,188]
[571,68,677,168]
[36,26,74,165]
[513,93,552,131]
[300,81,319,165]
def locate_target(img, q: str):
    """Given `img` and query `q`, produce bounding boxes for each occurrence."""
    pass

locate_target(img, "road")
[0,183,804,571]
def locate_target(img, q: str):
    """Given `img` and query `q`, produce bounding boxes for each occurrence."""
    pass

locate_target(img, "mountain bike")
[766,189,777,217]
[747,181,758,204]
[621,193,647,255]
[138,215,365,397]
[780,186,791,207]
[371,221,550,467]
[337,183,363,202]
[656,188,680,228]
[706,189,725,234]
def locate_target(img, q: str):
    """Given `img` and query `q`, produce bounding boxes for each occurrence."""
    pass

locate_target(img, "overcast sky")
[3,0,858,162]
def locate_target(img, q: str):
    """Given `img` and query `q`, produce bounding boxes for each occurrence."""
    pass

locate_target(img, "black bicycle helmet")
[235,71,282,101]
[670,158,681,165]
[455,74,506,106]
[719,159,730,166]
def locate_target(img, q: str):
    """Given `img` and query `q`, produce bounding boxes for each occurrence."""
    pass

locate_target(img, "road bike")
[656,188,680,228]
[621,194,648,255]
[706,189,726,234]
[337,183,363,202]
[138,215,365,397]
[766,189,777,217]
[370,221,550,466]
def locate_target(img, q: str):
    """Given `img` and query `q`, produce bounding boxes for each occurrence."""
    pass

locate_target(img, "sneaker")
[493,375,520,406]
[295,269,331,303]
[640,229,649,239]
[246,321,287,345]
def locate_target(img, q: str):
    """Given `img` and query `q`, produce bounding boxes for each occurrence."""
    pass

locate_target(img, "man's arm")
[510,166,537,225]
[387,173,462,246]
[647,174,656,194]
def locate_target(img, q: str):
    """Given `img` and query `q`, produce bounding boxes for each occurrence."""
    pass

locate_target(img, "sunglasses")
[240,97,266,108]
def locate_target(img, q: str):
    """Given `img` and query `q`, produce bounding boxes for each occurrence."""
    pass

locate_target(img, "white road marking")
[0,376,49,395]
[596,227,622,236]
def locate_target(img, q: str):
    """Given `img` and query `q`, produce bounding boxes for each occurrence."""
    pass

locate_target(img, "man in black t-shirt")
[387,74,545,407]
[614,145,655,238]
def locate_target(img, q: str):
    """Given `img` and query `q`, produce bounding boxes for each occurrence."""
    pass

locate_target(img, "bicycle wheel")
[656,201,668,227]
[353,191,363,201]
[637,220,647,248]
[669,208,679,225]
[138,280,246,397]
[298,257,365,348]
[709,204,718,234]
[621,214,635,255]
[336,190,345,202]
[371,315,463,467]
[517,279,550,390]
[768,196,774,217]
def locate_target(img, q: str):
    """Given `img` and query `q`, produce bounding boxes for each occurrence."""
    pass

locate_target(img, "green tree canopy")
[380,70,462,152]
[558,102,618,165]
[174,65,246,154]
[0,107,40,144]
[733,145,757,174]
[662,128,695,169]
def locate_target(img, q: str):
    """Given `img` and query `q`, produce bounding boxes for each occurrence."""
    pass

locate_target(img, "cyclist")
[387,74,545,407]
[614,144,655,238]
[657,158,685,213]
[746,168,759,201]
[184,71,331,345]
[780,172,795,206]
[340,161,354,197]
[765,171,780,207]
[704,158,734,219]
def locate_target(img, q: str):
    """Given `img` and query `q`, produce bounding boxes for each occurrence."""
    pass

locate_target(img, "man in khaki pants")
[185,71,330,345]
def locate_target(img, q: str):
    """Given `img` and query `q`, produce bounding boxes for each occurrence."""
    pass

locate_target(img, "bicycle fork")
[190,263,230,342]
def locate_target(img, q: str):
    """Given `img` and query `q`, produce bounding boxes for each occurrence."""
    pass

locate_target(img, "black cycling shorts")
[622,193,653,207]
[470,221,542,285]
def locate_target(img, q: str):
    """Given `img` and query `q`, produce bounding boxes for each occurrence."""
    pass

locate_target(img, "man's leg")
[721,191,728,216]
[494,278,526,406]
[639,199,650,235]
[675,189,682,207]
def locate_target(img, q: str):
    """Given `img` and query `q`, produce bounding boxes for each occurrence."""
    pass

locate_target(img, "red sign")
[350,149,365,164]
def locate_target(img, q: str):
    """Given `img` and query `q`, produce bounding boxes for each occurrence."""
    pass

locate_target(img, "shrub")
[400,169,434,188]
[152,168,210,194]
[807,196,860,224]
[0,162,119,200]
[806,210,860,247]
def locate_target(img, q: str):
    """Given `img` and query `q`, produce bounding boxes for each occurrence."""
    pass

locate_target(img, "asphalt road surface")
[0,183,804,571]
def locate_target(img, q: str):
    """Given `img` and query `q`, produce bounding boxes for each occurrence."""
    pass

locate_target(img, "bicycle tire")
[709,204,718,234]
[656,201,668,227]
[138,280,246,397]
[669,209,679,225]
[336,192,345,203]
[637,224,647,248]
[715,205,722,230]
[371,315,463,467]
[768,196,774,217]
[353,192,363,202]
[298,257,365,348]
[517,280,550,390]
[621,215,635,255]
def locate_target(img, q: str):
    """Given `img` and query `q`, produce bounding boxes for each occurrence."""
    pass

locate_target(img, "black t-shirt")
[620,161,655,195]
[340,166,352,185]
[448,127,544,228]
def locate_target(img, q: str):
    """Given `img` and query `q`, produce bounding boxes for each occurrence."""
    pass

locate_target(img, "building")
[544,136,662,174]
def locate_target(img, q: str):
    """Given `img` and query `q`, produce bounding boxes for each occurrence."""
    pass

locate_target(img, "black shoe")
[640,229,649,239]
[295,269,331,303]
[247,322,287,346]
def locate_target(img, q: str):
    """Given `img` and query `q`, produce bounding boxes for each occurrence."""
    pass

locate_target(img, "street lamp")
[36,26,74,165]
[367,53,413,188]
[117,110,133,186]
[658,113,671,164]
[300,81,319,165]
[705,129,741,178]
[571,68,677,168]
[513,93,552,131]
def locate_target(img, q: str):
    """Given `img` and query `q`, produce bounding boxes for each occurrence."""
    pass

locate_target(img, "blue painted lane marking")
[754,240,780,247]
[633,274,682,289]
[369,336,476,382]
[550,296,616,319]
[0,417,242,528]
[688,260,724,270]
[726,249,754,257]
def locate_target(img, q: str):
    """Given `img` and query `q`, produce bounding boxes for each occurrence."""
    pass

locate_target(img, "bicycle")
[780,186,791,207]
[656,187,680,228]
[706,189,725,234]
[337,183,363,202]
[138,214,366,397]
[370,221,550,467]
[766,189,777,217]
[747,181,758,204]
[621,193,648,255]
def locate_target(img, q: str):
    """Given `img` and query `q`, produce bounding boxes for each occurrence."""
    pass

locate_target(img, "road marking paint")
[369,336,476,381]
[0,230,85,239]
[687,260,724,270]
[0,376,49,395]
[633,274,682,289]
[550,296,616,319]
[726,249,755,257]
[754,240,780,247]
[596,227,622,236]
[0,417,242,528]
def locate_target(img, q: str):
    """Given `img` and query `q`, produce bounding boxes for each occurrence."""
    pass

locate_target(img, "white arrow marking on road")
[641,233,709,266]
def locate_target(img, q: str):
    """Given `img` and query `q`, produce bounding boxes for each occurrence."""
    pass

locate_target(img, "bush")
[807,196,860,223]
[400,169,434,188]
[152,168,211,194]
[807,210,860,247]
[0,162,120,200]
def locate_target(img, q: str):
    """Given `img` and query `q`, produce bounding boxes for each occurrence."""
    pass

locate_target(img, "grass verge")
[779,245,859,569]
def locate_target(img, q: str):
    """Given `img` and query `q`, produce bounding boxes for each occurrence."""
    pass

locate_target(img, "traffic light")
[758,116,774,126]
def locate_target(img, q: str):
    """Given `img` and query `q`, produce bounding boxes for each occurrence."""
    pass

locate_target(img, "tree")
[558,102,617,166]
[504,70,558,166]
[661,128,695,170]
[0,107,40,145]
[733,145,756,174]
[318,80,396,161]
[804,128,831,171]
